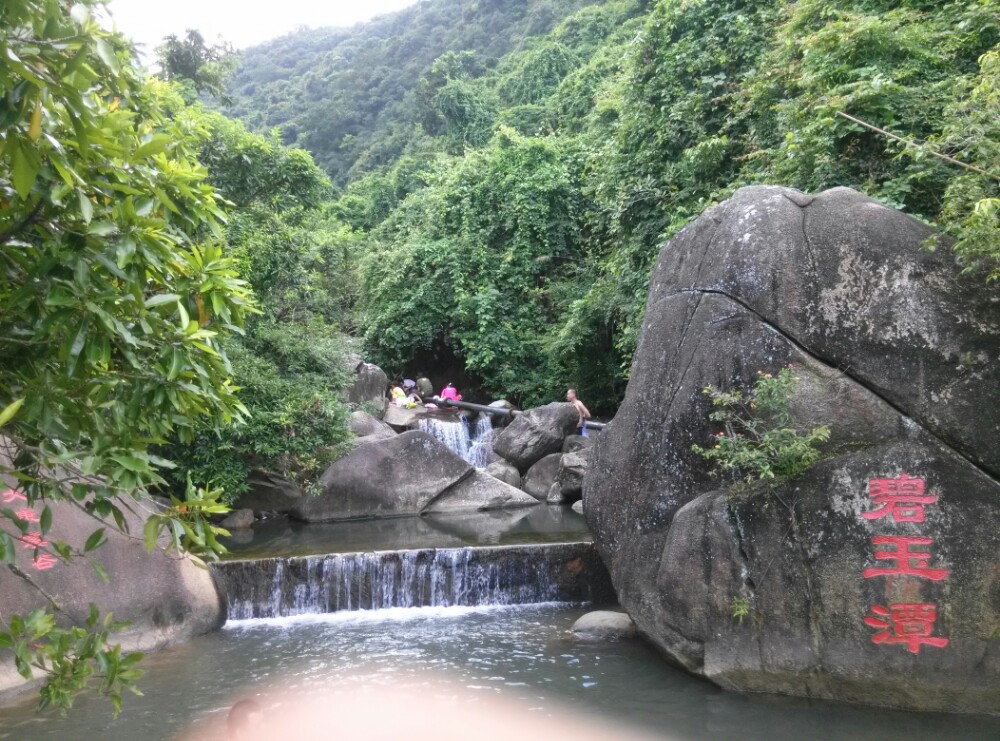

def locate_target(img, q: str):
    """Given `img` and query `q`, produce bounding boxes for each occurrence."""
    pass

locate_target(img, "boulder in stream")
[556,449,591,501]
[492,402,579,472]
[485,459,521,489]
[585,186,1000,715]
[571,611,637,640]
[233,469,304,515]
[522,453,563,501]
[291,431,537,522]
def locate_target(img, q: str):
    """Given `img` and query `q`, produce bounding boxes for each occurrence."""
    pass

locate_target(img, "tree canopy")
[225,0,999,410]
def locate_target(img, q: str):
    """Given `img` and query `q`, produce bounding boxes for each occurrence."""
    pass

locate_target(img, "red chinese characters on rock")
[1,489,60,572]
[20,531,49,549]
[864,604,950,653]
[32,553,58,570]
[862,473,938,523]
[863,536,950,581]
[860,473,950,654]
[1,488,27,504]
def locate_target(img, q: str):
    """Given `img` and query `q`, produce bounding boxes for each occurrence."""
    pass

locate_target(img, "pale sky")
[103,0,422,57]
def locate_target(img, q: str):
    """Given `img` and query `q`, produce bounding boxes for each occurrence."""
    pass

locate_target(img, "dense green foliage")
[0,0,252,713]
[225,0,603,184]
[226,0,997,411]
[693,368,832,482]
[157,105,357,504]
[0,0,355,713]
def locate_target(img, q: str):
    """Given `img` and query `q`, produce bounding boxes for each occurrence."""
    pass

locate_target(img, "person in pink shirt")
[440,382,462,402]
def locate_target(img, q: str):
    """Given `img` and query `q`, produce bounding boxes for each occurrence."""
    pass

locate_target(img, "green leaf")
[84,528,106,552]
[0,532,15,564]
[144,293,180,308]
[110,454,149,473]
[78,190,94,224]
[12,143,40,199]
[0,398,25,427]
[143,517,159,552]
[90,560,110,584]
[39,505,52,534]
[94,38,119,75]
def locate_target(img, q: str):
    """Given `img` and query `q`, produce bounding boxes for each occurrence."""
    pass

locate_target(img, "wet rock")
[522,453,563,501]
[585,186,1000,715]
[492,402,579,472]
[485,459,521,489]
[290,431,536,522]
[0,498,224,700]
[221,508,254,530]
[382,404,427,430]
[571,500,584,515]
[571,611,637,640]
[425,470,538,514]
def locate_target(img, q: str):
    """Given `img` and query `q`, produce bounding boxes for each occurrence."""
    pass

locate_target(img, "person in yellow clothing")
[389,383,407,406]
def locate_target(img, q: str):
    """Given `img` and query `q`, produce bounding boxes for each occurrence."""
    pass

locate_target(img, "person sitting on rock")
[389,383,408,406]
[566,388,591,436]
[440,382,462,402]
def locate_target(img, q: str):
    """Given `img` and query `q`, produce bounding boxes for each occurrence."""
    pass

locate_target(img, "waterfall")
[418,413,494,468]
[216,542,614,620]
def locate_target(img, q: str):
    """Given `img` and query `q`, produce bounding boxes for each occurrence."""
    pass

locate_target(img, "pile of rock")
[234,373,596,521]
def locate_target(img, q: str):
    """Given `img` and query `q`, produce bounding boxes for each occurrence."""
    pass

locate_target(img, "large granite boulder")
[290,431,537,522]
[0,497,224,701]
[492,402,579,472]
[585,186,1000,715]
[522,453,563,501]
[343,358,388,415]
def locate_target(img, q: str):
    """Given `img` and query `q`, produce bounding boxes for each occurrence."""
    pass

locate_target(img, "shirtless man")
[566,389,591,436]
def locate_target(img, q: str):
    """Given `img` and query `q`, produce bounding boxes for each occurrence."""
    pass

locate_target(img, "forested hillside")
[226,0,999,413]
[225,0,607,182]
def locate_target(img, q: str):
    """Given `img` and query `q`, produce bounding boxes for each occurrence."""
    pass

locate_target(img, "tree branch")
[836,111,1000,182]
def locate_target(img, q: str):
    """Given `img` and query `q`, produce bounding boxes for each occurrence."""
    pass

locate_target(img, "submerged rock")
[220,508,254,530]
[492,402,579,472]
[571,611,637,640]
[585,186,1000,715]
